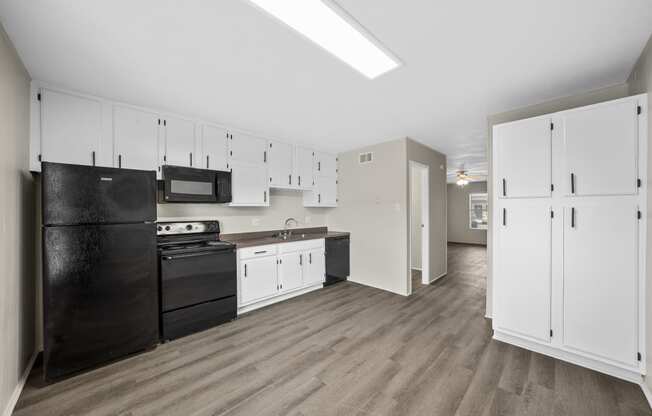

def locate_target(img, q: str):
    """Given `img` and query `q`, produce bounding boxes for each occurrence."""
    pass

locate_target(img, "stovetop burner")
[156,221,235,254]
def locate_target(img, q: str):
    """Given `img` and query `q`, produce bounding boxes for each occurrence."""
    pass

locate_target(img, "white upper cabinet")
[230,160,269,206]
[494,116,552,198]
[315,151,337,177]
[494,200,552,343]
[268,140,294,188]
[201,124,229,171]
[562,200,638,366]
[40,89,102,167]
[304,175,337,207]
[295,146,314,189]
[113,105,159,171]
[562,100,639,196]
[230,131,267,165]
[162,116,196,167]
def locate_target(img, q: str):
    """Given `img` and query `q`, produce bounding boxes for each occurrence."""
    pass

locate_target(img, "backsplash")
[157,189,331,234]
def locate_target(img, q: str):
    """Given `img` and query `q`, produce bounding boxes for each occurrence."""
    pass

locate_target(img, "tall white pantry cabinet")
[492,94,648,383]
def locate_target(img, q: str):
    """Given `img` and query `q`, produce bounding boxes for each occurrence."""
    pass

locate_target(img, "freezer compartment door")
[42,162,156,225]
[42,223,158,380]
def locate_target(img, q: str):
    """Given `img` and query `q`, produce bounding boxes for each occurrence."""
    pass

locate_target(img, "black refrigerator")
[42,162,159,381]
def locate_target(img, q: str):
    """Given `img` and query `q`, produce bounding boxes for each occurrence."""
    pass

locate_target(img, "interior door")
[562,100,638,196]
[240,256,278,304]
[494,200,552,342]
[278,252,303,292]
[295,146,314,189]
[269,140,294,187]
[494,117,552,198]
[562,200,638,366]
[201,124,229,171]
[304,249,325,285]
[113,106,159,171]
[230,132,267,164]
[40,89,102,167]
[230,161,268,205]
[164,116,196,167]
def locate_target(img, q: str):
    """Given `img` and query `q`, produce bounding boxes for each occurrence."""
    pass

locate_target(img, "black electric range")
[157,221,237,341]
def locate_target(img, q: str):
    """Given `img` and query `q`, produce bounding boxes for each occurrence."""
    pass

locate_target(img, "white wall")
[410,164,423,269]
[328,139,410,295]
[628,31,652,396]
[0,23,36,416]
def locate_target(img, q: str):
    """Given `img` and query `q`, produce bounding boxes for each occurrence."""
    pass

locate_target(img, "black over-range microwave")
[160,165,231,203]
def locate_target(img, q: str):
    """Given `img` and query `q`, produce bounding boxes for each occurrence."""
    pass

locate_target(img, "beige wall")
[410,164,423,269]
[485,83,630,318]
[157,189,329,233]
[406,138,448,286]
[328,138,410,295]
[447,181,487,245]
[628,32,652,395]
[0,24,35,416]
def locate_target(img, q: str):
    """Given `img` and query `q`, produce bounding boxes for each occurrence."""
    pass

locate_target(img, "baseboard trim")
[494,331,643,384]
[238,284,323,314]
[425,272,447,285]
[640,380,652,411]
[2,351,37,416]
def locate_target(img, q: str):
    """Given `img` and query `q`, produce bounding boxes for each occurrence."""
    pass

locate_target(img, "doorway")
[409,161,429,294]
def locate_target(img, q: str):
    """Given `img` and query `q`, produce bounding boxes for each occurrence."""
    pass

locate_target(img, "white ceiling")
[1,0,651,182]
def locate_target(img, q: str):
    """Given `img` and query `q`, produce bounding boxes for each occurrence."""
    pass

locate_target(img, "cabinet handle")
[264,151,267,163]
[318,194,321,204]
[309,253,312,264]
[502,208,506,226]
[570,173,575,194]
[300,254,303,266]
[502,178,506,196]
[92,151,96,166]
[318,161,321,171]
[206,155,209,169]
[244,264,247,277]
[189,152,193,166]
[118,154,122,168]
[298,176,301,186]
[254,250,267,254]
[264,191,267,203]
[571,207,575,228]
[289,174,292,185]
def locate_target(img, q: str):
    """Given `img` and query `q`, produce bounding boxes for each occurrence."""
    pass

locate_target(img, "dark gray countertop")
[221,227,350,248]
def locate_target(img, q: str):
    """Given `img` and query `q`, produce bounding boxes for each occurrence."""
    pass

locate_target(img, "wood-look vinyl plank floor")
[14,244,651,416]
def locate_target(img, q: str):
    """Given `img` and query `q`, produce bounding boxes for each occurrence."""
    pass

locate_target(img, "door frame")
[409,161,430,294]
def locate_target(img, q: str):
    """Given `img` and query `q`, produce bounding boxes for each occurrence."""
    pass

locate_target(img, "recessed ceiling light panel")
[246,0,401,79]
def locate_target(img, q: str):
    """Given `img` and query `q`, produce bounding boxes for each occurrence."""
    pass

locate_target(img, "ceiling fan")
[455,170,480,186]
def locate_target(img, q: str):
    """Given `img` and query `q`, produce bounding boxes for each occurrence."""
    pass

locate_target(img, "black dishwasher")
[325,235,350,286]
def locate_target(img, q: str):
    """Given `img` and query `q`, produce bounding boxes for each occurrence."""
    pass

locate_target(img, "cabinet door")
[315,152,337,177]
[562,100,638,196]
[40,89,102,166]
[113,106,159,171]
[164,117,196,167]
[240,256,278,304]
[317,176,337,206]
[269,140,294,187]
[563,201,638,366]
[295,146,314,189]
[304,249,325,285]
[278,252,303,292]
[494,117,552,198]
[201,124,229,171]
[230,161,269,206]
[494,201,552,342]
[230,132,267,164]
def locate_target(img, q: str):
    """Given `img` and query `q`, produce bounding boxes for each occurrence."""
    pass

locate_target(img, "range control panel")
[156,221,220,236]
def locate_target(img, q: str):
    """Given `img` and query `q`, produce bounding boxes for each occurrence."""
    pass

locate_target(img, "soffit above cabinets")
[1,0,651,179]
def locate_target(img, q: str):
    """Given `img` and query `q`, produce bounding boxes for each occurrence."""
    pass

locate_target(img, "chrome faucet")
[280,217,298,239]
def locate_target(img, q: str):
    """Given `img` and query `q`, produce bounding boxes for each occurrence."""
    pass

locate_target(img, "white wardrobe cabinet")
[113,105,159,171]
[562,100,639,196]
[494,116,552,198]
[562,201,639,366]
[492,94,647,382]
[162,116,196,168]
[494,200,552,343]
[40,89,103,167]
[201,124,229,171]
[268,140,294,188]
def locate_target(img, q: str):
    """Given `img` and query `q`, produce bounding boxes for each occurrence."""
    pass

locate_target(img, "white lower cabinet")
[238,239,325,312]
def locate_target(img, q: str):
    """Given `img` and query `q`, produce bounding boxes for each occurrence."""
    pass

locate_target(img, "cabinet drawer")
[238,244,278,259]
[278,239,324,254]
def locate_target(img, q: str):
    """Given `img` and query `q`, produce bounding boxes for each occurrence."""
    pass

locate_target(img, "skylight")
[247,0,400,79]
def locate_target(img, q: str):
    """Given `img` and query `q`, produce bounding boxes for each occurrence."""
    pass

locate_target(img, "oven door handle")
[162,250,230,261]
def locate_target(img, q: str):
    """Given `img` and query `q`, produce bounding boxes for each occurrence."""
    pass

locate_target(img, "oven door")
[160,248,237,312]
[162,165,218,203]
